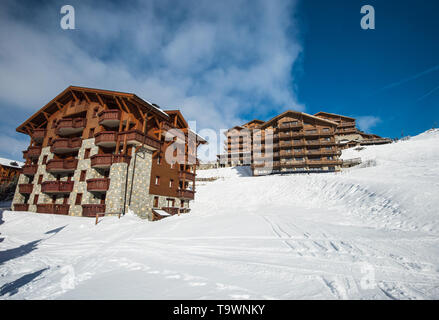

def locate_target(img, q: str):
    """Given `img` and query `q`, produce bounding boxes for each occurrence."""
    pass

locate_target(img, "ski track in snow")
[1,130,439,299]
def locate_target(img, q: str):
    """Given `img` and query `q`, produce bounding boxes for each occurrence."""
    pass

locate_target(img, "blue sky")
[0,0,438,160]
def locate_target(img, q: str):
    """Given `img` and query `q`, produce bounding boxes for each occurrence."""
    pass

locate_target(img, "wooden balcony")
[32,128,46,143]
[36,204,70,215]
[98,110,121,128]
[177,189,195,200]
[87,178,110,192]
[23,164,38,176]
[179,171,195,181]
[279,141,294,148]
[51,138,82,154]
[41,181,74,193]
[94,131,117,148]
[18,183,33,194]
[82,204,106,217]
[307,159,343,166]
[90,154,131,168]
[338,122,356,128]
[14,203,29,211]
[46,159,78,173]
[279,150,294,157]
[23,146,42,159]
[118,130,161,151]
[278,122,303,130]
[56,118,87,136]
[337,128,357,134]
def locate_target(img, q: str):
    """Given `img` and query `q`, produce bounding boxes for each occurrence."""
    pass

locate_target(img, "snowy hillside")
[1,130,439,299]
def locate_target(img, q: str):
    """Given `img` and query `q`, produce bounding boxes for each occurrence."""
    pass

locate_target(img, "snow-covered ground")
[1,130,439,299]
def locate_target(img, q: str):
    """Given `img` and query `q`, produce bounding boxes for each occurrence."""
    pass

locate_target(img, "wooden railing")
[177,189,195,199]
[14,203,29,211]
[51,138,82,153]
[86,178,110,192]
[36,204,70,215]
[18,183,33,194]
[23,164,38,176]
[57,118,87,130]
[32,128,46,142]
[46,159,78,172]
[41,181,74,193]
[98,110,121,126]
[178,171,195,181]
[82,204,106,217]
[118,130,162,150]
[94,131,117,146]
[24,146,42,159]
[90,154,131,168]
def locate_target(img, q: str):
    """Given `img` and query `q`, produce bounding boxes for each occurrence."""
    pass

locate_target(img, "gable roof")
[260,110,338,128]
[314,111,355,121]
[164,110,189,129]
[242,119,264,127]
[16,86,170,134]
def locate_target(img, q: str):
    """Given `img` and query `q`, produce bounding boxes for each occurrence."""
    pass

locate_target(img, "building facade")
[314,112,392,149]
[12,86,206,220]
[0,158,23,185]
[218,111,343,176]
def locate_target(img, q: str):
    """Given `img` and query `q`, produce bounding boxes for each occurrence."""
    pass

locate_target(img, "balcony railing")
[82,204,106,217]
[338,122,356,128]
[23,146,42,159]
[56,118,87,136]
[90,154,131,168]
[51,138,82,154]
[178,171,195,181]
[86,178,110,192]
[94,131,117,147]
[118,130,161,150]
[23,164,38,176]
[32,128,46,143]
[18,183,33,194]
[36,204,70,215]
[278,122,303,130]
[14,203,29,211]
[177,189,195,200]
[46,159,78,173]
[41,181,74,193]
[98,110,121,128]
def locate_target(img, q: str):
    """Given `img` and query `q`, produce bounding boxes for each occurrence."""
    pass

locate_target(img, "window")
[155,176,160,185]
[180,200,185,208]
[42,155,48,165]
[153,196,159,208]
[169,179,173,188]
[84,148,91,159]
[75,193,82,205]
[88,128,95,139]
[80,170,86,182]
[33,194,39,205]
[157,156,161,165]
[37,174,43,184]
[100,193,106,205]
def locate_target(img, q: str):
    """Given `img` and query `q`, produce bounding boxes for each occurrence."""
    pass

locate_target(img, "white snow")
[1,130,439,299]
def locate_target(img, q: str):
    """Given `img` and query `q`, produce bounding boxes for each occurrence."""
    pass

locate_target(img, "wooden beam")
[70,90,78,101]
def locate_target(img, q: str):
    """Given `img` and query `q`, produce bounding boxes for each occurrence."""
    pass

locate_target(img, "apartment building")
[12,86,206,220]
[218,120,264,167]
[0,158,23,185]
[314,112,392,149]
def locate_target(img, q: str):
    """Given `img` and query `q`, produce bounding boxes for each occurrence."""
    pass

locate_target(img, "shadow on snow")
[0,268,49,297]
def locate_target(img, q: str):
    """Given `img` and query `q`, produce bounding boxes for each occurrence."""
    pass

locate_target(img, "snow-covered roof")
[153,209,172,217]
[0,157,24,168]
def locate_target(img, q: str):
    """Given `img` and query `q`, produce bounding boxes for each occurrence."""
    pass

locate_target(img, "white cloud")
[356,116,381,132]
[0,0,303,159]
[0,134,29,160]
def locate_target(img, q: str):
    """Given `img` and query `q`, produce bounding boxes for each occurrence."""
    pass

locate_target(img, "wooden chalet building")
[314,112,392,149]
[219,111,343,175]
[0,158,24,185]
[12,86,206,220]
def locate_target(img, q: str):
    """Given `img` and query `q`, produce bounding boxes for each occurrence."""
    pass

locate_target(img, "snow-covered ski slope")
[1,130,438,299]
